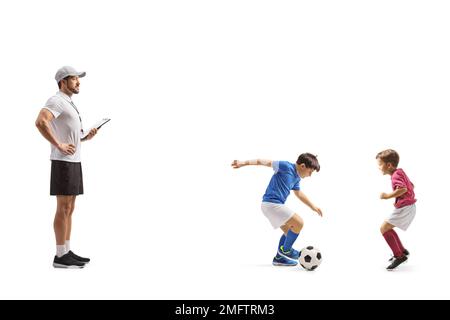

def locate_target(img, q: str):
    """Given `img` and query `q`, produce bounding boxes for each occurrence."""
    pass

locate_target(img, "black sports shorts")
[50,160,84,196]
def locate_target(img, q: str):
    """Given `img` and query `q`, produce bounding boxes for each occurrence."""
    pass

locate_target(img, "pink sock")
[390,229,405,252]
[383,230,403,257]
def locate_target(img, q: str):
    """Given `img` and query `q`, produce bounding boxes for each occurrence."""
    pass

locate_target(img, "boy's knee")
[292,217,304,233]
[380,224,391,234]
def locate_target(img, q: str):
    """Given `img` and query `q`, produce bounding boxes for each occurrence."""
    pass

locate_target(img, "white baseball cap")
[55,66,86,83]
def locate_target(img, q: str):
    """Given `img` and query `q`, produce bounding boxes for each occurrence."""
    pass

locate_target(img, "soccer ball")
[299,246,322,271]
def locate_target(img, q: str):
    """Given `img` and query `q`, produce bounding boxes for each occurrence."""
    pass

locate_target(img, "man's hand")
[58,143,76,155]
[84,128,98,141]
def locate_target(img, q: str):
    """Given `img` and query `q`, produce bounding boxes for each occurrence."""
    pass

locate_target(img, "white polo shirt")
[43,91,83,162]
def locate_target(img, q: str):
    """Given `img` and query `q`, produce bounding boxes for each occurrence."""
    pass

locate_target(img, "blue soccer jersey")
[262,161,300,204]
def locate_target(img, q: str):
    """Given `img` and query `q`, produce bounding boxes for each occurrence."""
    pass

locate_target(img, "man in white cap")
[35,66,98,268]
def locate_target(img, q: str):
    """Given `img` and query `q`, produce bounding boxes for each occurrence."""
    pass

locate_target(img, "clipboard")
[81,118,111,140]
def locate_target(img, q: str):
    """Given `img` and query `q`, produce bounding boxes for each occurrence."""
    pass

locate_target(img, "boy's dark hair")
[296,153,320,172]
[376,149,399,167]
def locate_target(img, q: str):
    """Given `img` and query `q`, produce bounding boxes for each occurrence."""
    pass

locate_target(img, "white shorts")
[261,202,295,229]
[386,204,416,231]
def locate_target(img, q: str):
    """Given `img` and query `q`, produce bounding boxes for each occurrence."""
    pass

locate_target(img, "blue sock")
[278,234,286,250]
[282,230,299,252]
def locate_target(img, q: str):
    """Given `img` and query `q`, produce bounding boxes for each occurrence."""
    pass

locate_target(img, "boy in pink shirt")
[376,149,416,271]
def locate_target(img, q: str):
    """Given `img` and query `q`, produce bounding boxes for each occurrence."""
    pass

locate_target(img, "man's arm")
[293,190,323,217]
[231,159,272,169]
[35,108,75,155]
[380,187,408,200]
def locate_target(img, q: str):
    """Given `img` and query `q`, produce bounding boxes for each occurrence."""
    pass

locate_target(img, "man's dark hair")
[376,149,400,168]
[296,153,320,172]
[58,76,72,89]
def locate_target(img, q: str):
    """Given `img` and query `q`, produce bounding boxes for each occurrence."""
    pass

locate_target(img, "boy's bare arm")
[380,187,408,200]
[293,190,323,217]
[231,159,272,169]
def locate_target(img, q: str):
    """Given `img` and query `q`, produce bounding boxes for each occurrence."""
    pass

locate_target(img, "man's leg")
[53,195,84,268]
[54,195,74,257]
[63,195,90,264]
[65,196,77,251]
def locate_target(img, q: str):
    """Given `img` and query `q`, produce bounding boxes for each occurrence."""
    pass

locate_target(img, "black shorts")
[50,160,84,196]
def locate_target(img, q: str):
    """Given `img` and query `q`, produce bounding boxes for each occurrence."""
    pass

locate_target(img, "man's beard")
[70,87,80,94]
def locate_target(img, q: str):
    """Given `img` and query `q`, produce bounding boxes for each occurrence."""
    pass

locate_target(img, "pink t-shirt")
[391,168,416,208]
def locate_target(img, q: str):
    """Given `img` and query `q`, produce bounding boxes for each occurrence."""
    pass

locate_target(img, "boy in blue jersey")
[232,154,322,266]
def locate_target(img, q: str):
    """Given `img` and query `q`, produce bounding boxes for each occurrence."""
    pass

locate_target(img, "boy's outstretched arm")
[380,187,407,200]
[231,159,272,169]
[293,190,323,217]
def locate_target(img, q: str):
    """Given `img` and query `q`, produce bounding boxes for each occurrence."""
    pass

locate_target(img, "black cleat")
[389,249,410,262]
[53,253,85,268]
[387,255,408,271]
[67,250,90,264]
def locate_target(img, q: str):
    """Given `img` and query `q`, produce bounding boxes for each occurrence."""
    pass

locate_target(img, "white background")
[0,0,449,299]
